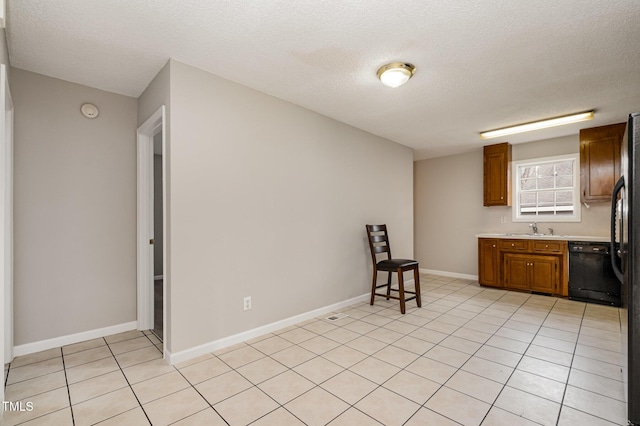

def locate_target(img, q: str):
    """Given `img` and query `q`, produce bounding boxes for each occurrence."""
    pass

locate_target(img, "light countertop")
[476,233,610,243]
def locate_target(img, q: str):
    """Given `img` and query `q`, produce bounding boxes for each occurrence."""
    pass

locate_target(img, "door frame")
[1,64,14,373]
[136,106,166,357]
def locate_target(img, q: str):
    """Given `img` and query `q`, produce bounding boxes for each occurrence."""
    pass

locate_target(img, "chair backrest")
[366,224,392,264]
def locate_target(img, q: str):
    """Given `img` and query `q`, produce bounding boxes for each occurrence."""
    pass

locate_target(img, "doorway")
[1,64,14,379]
[152,134,163,339]
[136,106,166,357]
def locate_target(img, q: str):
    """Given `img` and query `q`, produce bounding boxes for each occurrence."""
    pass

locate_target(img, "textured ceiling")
[6,0,640,159]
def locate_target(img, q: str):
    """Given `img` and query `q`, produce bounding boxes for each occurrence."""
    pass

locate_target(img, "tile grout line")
[474,293,555,426]
[286,297,430,425]
[60,346,76,426]
[201,331,318,425]
[554,305,626,425]
[100,336,154,425]
[554,303,586,426]
[333,279,506,424]
[416,286,582,423]
[402,279,495,425]
[249,325,359,425]
[409,287,539,425]
[412,286,616,426]
[171,367,232,426]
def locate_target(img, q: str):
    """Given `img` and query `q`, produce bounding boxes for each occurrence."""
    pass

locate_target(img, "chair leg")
[386,271,392,300]
[414,266,422,307]
[397,268,406,314]
[370,268,378,306]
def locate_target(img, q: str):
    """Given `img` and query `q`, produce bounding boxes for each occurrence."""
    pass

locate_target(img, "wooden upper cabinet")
[483,142,512,206]
[580,122,626,203]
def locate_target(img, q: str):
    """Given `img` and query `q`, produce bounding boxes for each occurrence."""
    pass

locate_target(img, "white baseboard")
[167,292,370,365]
[420,268,478,281]
[13,321,138,358]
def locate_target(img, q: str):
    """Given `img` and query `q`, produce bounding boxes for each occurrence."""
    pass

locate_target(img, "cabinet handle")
[545,245,549,248]
[501,196,504,199]
[511,243,515,247]
[493,245,496,248]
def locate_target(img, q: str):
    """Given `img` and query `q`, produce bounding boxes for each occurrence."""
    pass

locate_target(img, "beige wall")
[11,68,138,345]
[0,29,9,75]
[414,135,610,276]
[167,60,414,353]
[138,61,170,127]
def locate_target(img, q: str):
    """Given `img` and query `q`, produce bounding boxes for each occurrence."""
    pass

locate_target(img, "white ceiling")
[6,0,640,159]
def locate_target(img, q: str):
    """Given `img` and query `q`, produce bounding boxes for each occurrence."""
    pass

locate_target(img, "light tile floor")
[2,275,628,425]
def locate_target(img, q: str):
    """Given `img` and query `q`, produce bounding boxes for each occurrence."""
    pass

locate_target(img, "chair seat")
[376,259,419,270]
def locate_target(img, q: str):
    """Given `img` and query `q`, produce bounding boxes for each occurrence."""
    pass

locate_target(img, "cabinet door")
[580,123,626,203]
[478,239,500,287]
[503,254,529,290]
[483,143,512,206]
[529,255,560,293]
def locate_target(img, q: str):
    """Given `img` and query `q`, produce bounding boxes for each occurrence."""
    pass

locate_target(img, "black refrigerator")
[611,112,640,426]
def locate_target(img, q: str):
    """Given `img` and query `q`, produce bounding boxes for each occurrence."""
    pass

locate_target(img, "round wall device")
[80,103,99,119]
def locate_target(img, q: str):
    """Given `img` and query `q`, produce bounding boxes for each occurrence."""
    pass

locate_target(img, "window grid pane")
[517,159,575,217]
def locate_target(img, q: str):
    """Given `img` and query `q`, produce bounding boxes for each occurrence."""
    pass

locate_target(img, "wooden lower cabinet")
[503,254,530,290]
[503,253,560,293]
[479,238,567,296]
[478,238,500,287]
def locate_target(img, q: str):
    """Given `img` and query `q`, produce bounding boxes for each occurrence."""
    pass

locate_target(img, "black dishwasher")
[568,241,621,306]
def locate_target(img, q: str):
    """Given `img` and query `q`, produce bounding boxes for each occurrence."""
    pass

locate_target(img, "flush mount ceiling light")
[377,62,416,88]
[480,111,595,139]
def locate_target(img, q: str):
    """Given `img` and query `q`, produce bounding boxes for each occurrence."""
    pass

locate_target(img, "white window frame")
[512,153,581,223]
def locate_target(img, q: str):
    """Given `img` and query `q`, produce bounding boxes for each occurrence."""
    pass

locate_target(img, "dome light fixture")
[377,62,416,88]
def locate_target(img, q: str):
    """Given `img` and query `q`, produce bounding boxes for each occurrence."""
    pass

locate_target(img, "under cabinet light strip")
[480,111,595,139]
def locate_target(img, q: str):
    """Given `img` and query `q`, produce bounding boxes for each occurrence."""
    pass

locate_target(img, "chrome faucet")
[529,222,538,234]
[548,227,554,236]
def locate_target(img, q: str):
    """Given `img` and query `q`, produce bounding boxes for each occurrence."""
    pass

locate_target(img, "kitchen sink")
[476,233,610,243]
[503,233,569,238]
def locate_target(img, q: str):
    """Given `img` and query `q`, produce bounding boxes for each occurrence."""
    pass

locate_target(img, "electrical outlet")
[500,216,507,224]
[243,296,252,311]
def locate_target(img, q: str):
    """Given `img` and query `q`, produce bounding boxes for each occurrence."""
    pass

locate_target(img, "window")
[512,154,581,222]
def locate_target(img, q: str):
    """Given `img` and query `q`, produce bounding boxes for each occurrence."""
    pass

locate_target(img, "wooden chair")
[365,224,421,314]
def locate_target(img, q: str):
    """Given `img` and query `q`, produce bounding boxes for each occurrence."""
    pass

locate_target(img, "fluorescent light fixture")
[377,62,416,88]
[480,111,595,139]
